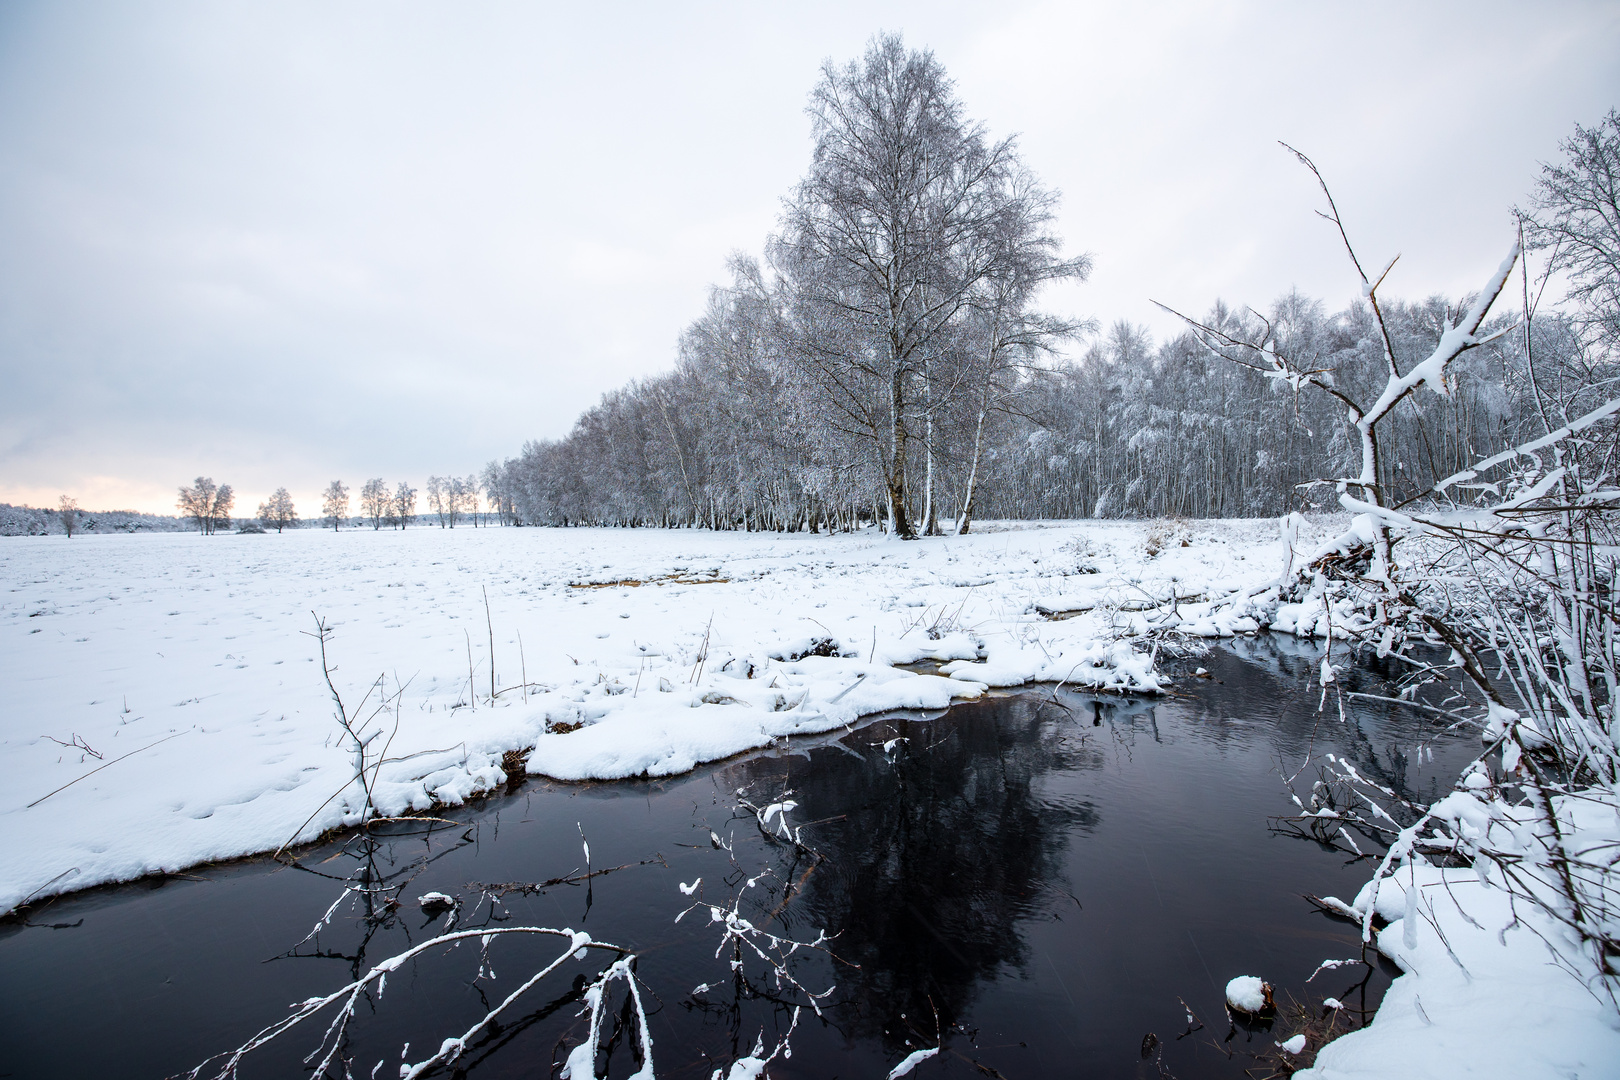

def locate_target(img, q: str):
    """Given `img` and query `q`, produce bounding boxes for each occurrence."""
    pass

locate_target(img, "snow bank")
[1,518,1300,912]
[941,639,1165,692]
[1298,786,1620,1079]
[1269,591,1376,640]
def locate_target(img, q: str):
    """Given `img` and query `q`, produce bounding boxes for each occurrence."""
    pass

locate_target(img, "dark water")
[1,638,1479,1080]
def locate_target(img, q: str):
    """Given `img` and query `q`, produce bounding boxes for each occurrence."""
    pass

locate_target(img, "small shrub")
[1061,536,1100,574]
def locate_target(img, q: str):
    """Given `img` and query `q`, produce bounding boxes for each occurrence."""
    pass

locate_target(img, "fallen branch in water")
[179,923,640,1080]
[469,854,668,898]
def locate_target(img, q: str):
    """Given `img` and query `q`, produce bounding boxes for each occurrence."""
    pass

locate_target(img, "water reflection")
[762,697,1102,1046]
[1,641,1479,1080]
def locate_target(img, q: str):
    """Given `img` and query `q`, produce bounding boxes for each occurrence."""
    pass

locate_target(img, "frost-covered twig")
[709,1009,802,1080]
[25,729,189,809]
[677,869,845,1018]
[40,732,101,761]
[558,956,655,1080]
[468,853,667,900]
[677,791,855,1075]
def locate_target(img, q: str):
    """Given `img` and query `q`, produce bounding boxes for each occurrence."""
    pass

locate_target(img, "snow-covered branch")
[184,924,637,1080]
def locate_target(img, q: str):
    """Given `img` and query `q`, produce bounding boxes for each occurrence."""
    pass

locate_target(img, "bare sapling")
[274,615,437,859]
[310,613,389,827]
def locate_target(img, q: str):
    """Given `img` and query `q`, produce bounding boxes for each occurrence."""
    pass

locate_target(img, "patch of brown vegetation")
[500,747,532,786]
[1246,992,1353,1077]
[568,573,730,589]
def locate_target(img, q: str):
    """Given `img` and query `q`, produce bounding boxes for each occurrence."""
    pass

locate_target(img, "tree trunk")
[957,404,989,535]
[886,352,916,539]
[922,354,939,536]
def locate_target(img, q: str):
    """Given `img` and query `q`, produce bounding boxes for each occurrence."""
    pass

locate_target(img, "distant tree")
[321,480,350,530]
[459,473,481,526]
[449,476,468,527]
[177,476,233,535]
[481,461,506,525]
[442,475,466,528]
[57,495,78,538]
[177,477,214,533]
[257,487,299,532]
[426,475,448,527]
[392,481,417,529]
[359,477,388,530]
[211,484,235,532]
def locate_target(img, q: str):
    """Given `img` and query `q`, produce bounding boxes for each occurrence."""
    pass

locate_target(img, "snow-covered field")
[6,518,1615,1077]
[1,518,1294,913]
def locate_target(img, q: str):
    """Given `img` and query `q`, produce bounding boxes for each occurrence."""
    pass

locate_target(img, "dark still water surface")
[1,638,1479,1080]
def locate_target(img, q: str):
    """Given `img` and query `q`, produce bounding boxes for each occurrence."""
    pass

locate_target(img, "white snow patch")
[1297,786,1620,1079]
[887,1046,939,1078]
[1226,975,1269,1013]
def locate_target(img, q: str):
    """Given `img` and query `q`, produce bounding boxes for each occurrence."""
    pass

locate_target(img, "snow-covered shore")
[1,518,1294,913]
[1296,786,1620,1079]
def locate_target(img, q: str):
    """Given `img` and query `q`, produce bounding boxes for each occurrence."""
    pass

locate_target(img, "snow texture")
[0,517,1307,914]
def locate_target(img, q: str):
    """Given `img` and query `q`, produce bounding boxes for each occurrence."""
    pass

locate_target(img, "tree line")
[163,472,514,533]
[0,502,191,537]
[488,39,1614,535]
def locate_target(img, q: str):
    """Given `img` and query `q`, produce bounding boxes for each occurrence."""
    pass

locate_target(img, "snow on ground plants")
[1,517,1299,913]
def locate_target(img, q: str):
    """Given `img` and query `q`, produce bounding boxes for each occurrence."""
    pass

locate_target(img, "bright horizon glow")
[2,1,1617,514]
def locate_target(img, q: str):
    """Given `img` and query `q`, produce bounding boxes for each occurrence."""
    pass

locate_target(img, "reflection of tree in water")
[1198,636,1465,808]
[757,695,1103,1050]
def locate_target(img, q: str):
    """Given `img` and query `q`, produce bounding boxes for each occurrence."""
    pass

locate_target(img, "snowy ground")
[6,517,1615,1077]
[1296,786,1620,1079]
[1,518,1297,914]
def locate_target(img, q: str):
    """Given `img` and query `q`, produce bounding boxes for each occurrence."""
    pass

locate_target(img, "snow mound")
[1225,975,1270,1014]
[941,640,1165,693]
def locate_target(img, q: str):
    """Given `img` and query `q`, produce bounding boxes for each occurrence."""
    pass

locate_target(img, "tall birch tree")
[778,34,1019,538]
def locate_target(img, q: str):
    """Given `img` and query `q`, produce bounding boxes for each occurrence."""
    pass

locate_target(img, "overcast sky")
[2,1,1617,515]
